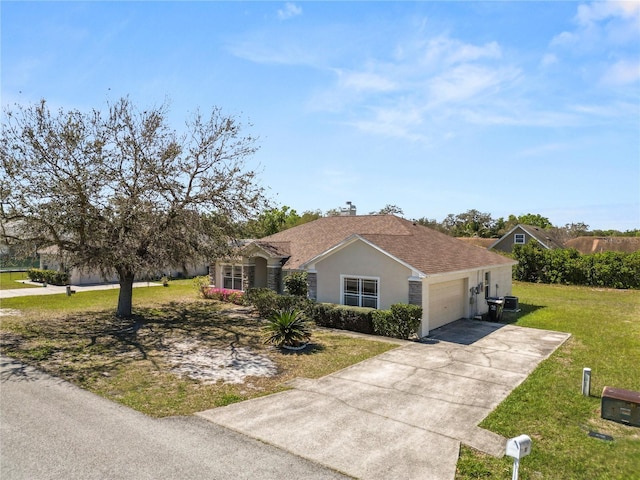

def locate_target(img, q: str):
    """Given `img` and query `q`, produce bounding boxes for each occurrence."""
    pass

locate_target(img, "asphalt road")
[0,356,350,480]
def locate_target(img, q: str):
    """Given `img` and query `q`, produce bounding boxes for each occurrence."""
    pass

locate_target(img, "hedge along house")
[210,215,517,337]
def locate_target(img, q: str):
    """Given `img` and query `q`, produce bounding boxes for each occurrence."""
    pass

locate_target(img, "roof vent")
[340,201,357,216]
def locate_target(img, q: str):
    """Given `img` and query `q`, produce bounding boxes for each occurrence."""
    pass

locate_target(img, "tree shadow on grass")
[0,301,266,383]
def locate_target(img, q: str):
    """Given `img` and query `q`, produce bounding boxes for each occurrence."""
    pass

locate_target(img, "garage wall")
[419,265,514,337]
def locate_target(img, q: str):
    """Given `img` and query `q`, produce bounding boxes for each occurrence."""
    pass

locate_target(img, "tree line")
[242,204,638,240]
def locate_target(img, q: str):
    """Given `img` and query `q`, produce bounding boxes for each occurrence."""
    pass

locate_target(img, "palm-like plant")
[264,308,311,349]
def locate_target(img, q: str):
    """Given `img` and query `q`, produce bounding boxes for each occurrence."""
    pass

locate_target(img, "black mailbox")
[601,386,640,427]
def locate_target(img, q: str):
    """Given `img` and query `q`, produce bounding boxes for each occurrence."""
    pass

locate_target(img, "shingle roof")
[257,215,515,275]
[456,237,496,249]
[518,225,565,249]
[565,236,640,254]
[488,224,565,250]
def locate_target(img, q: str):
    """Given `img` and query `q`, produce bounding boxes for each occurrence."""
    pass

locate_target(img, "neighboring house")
[564,236,640,254]
[210,215,517,337]
[489,224,564,254]
[39,246,208,285]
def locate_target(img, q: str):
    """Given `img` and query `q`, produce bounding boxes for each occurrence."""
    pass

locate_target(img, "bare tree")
[1,98,266,317]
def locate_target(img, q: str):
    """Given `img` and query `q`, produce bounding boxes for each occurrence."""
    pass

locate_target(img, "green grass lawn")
[0,271,39,290]
[1,280,638,478]
[456,282,640,480]
[0,279,397,417]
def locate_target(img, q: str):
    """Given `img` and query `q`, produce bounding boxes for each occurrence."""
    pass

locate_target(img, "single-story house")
[564,236,640,254]
[210,215,517,337]
[489,224,564,253]
[39,246,208,285]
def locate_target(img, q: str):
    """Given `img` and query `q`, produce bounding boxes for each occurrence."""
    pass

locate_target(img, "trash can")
[486,297,505,321]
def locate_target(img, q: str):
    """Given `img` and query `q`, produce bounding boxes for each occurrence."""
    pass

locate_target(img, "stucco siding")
[490,265,514,299]
[314,240,411,309]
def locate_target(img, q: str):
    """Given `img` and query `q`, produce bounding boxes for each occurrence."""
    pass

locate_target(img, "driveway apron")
[198,321,570,480]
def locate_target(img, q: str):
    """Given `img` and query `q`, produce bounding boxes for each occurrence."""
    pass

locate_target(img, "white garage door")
[428,279,466,329]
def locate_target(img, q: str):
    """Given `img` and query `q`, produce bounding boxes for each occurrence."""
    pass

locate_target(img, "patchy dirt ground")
[0,309,22,317]
[164,338,278,384]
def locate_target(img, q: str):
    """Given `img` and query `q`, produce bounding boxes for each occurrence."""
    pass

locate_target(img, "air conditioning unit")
[504,296,519,311]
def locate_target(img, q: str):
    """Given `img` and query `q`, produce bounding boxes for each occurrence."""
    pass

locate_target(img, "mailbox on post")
[506,434,531,459]
[506,435,532,480]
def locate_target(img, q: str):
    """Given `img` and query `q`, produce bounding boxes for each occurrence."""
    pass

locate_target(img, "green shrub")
[512,243,640,289]
[27,268,69,286]
[283,271,308,296]
[244,288,281,317]
[263,308,312,348]
[372,304,422,339]
[192,275,210,297]
[244,288,313,318]
[308,303,375,334]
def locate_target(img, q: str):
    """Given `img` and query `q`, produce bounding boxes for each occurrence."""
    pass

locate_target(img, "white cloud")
[417,36,502,68]
[227,37,317,66]
[427,64,520,106]
[347,105,428,143]
[550,31,578,48]
[551,0,640,49]
[277,3,302,21]
[541,53,558,67]
[446,41,502,65]
[600,59,640,85]
[576,0,640,26]
[570,100,640,118]
[335,69,397,93]
[517,142,572,157]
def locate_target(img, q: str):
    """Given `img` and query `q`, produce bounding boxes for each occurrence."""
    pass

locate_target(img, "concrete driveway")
[198,320,570,480]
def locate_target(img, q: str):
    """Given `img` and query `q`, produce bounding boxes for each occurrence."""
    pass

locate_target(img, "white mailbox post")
[506,434,532,480]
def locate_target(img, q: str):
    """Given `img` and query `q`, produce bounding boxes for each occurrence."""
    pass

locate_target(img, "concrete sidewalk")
[198,320,570,480]
[0,281,162,299]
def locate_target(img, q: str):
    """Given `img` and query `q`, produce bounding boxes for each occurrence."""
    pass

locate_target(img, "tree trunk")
[117,272,135,318]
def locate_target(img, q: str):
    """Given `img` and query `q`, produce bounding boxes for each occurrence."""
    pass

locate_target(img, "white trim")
[514,233,526,244]
[220,263,243,290]
[340,274,380,309]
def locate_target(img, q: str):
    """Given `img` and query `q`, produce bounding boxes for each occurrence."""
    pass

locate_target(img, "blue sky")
[2,1,639,230]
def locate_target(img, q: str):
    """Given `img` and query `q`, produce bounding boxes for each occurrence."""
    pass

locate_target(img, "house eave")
[423,261,518,280]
